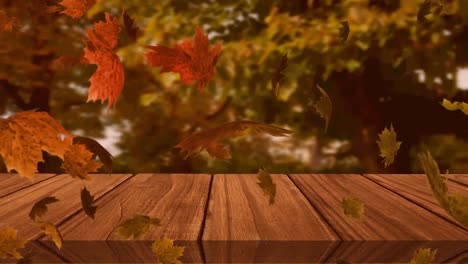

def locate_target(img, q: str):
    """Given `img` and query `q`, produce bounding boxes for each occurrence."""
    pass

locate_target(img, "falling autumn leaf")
[35,221,62,249]
[441,99,468,115]
[341,195,364,219]
[175,121,292,160]
[418,150,468,228]
[61,143,103,180]
[0,110,72,179]
[151,237,184,264]
[146,27,222,91]
[339,21,349,43]
[122,10,140,43]
[50,0,96,19]
[417,0,431,23]
[313,86,332,134]
[271,53,288,96]
[0,226,26,259]
[73,136,113,172]
[257,169,276,205]
[29,196,59,221]
[81,187,97,219]
[115,215,161,239]
[0,10,20,31]
[376,124,402,167]
[84,13,125,110]
[410,248,437,264]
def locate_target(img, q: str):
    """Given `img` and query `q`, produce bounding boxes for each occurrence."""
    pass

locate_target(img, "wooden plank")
[446,174,468,186]
[0,241,66,264]
[289,174,468,263]
[364,174,468,230]
[42,174,211,263]
[0,174,56,198]
[0,174,131,241]
[202,174,339,263]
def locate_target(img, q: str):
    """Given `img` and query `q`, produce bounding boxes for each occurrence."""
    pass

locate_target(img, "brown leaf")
[0,110,72,179]
[0,10,20,31]
[0,226,26,259]
[81,186,97,219]
[61,143,103,180]
[35,221,62,249]
[73,136,113,172]
[84,13,124,110]
[271,53,288,96]
[313,85,332,134]
[29,196,59,221]
[257,169,276,205]
[175,121,292,159]
[122,10,140,42]
[115,215,161,239]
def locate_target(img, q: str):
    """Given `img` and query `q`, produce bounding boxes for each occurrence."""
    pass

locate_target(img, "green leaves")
[313,86,332,134]
[29,196,59,221]
[409,248,436,264]
[115,215,161,239]
[341,195,364,219]
[377,124,402,168]
[81,187,97,220]
[441,99,468,115]
[257,169,276,205]
[151,237,184,264]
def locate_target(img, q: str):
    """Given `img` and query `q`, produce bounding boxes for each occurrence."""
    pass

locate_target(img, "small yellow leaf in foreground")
[152,237,184,264]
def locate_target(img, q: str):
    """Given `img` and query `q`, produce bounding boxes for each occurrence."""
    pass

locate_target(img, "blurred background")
[0,0,467,174]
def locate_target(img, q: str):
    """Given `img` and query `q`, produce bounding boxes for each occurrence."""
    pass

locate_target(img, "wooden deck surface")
[0,173,467,263]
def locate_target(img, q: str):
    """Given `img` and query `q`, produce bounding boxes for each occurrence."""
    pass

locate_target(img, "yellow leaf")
[441,99,468,115]
[342,195,364,219]
[35,221,62,249]
[29,196,59,221]
[0,111,72,179]
[0,226,26,259]
[313,86,332,134]
[115,215,161,239]
[376,124,402,167]
[151,237,184,264]
[61,144,103,180]
[409,248,436,264]
[257,169,276,205]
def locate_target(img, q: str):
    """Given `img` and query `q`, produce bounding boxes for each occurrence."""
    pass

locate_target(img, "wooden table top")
[0,173,467,263]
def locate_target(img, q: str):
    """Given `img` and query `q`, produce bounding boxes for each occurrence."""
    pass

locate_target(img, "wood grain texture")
[289,174,468,263]
[0,241,66,264]
[446,174,468,186]
[45,174,211,263]
[0,173,56,198]
[0,174,131,241]
[202,174,338,263]
[364,174,468,230]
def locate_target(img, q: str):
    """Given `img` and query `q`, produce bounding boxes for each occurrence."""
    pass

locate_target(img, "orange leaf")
[175,121,292,159]
[61,143,103,180]
[51,0,96,19]
[146,27,222,91]
[84,13,124,110]
[0,110,72,179]
[0,10,20,31]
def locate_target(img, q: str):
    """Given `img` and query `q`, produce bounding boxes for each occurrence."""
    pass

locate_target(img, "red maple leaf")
[145,27,222,91]
[49,0,96,19]
[83,13,125,110]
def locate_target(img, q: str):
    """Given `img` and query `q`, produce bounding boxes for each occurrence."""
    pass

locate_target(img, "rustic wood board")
[202,174,339,263]
[364,174,468,230]
[43,174,211,263]
[289,174,468,263]
[0,174,56,198]
[446,174,468,186]
[0,174,131,241]
[0,241,66,264]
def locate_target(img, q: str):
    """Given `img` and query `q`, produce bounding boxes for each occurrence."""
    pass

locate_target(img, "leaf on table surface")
[81,186,97,219]
[257,169,276,205]
[0,226,26,259]
[339,21,349,42]
[418,150,468,228]
[175,121,292,160]
[29,196,59,221]
[341,195,364,219]
[441,99,468,115]
[271,53,288,96]
[73,136,113,172]
[376,124,402,167]
[417,0,431,23]
[50,0,96,19]
[0,110,72,179]
[115,215,161,239]
[61,143,103,180]
[35,221,62,249]
[151,237,184,264]
[146,26,222,91]
[84,13,124,110]
[313,86,332,134]
[122,10,140,42]
[0,10,20,31]
[409,248,436,264]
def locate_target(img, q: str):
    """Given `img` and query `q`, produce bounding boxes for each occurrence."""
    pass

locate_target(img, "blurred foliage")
[0,0,467,174]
